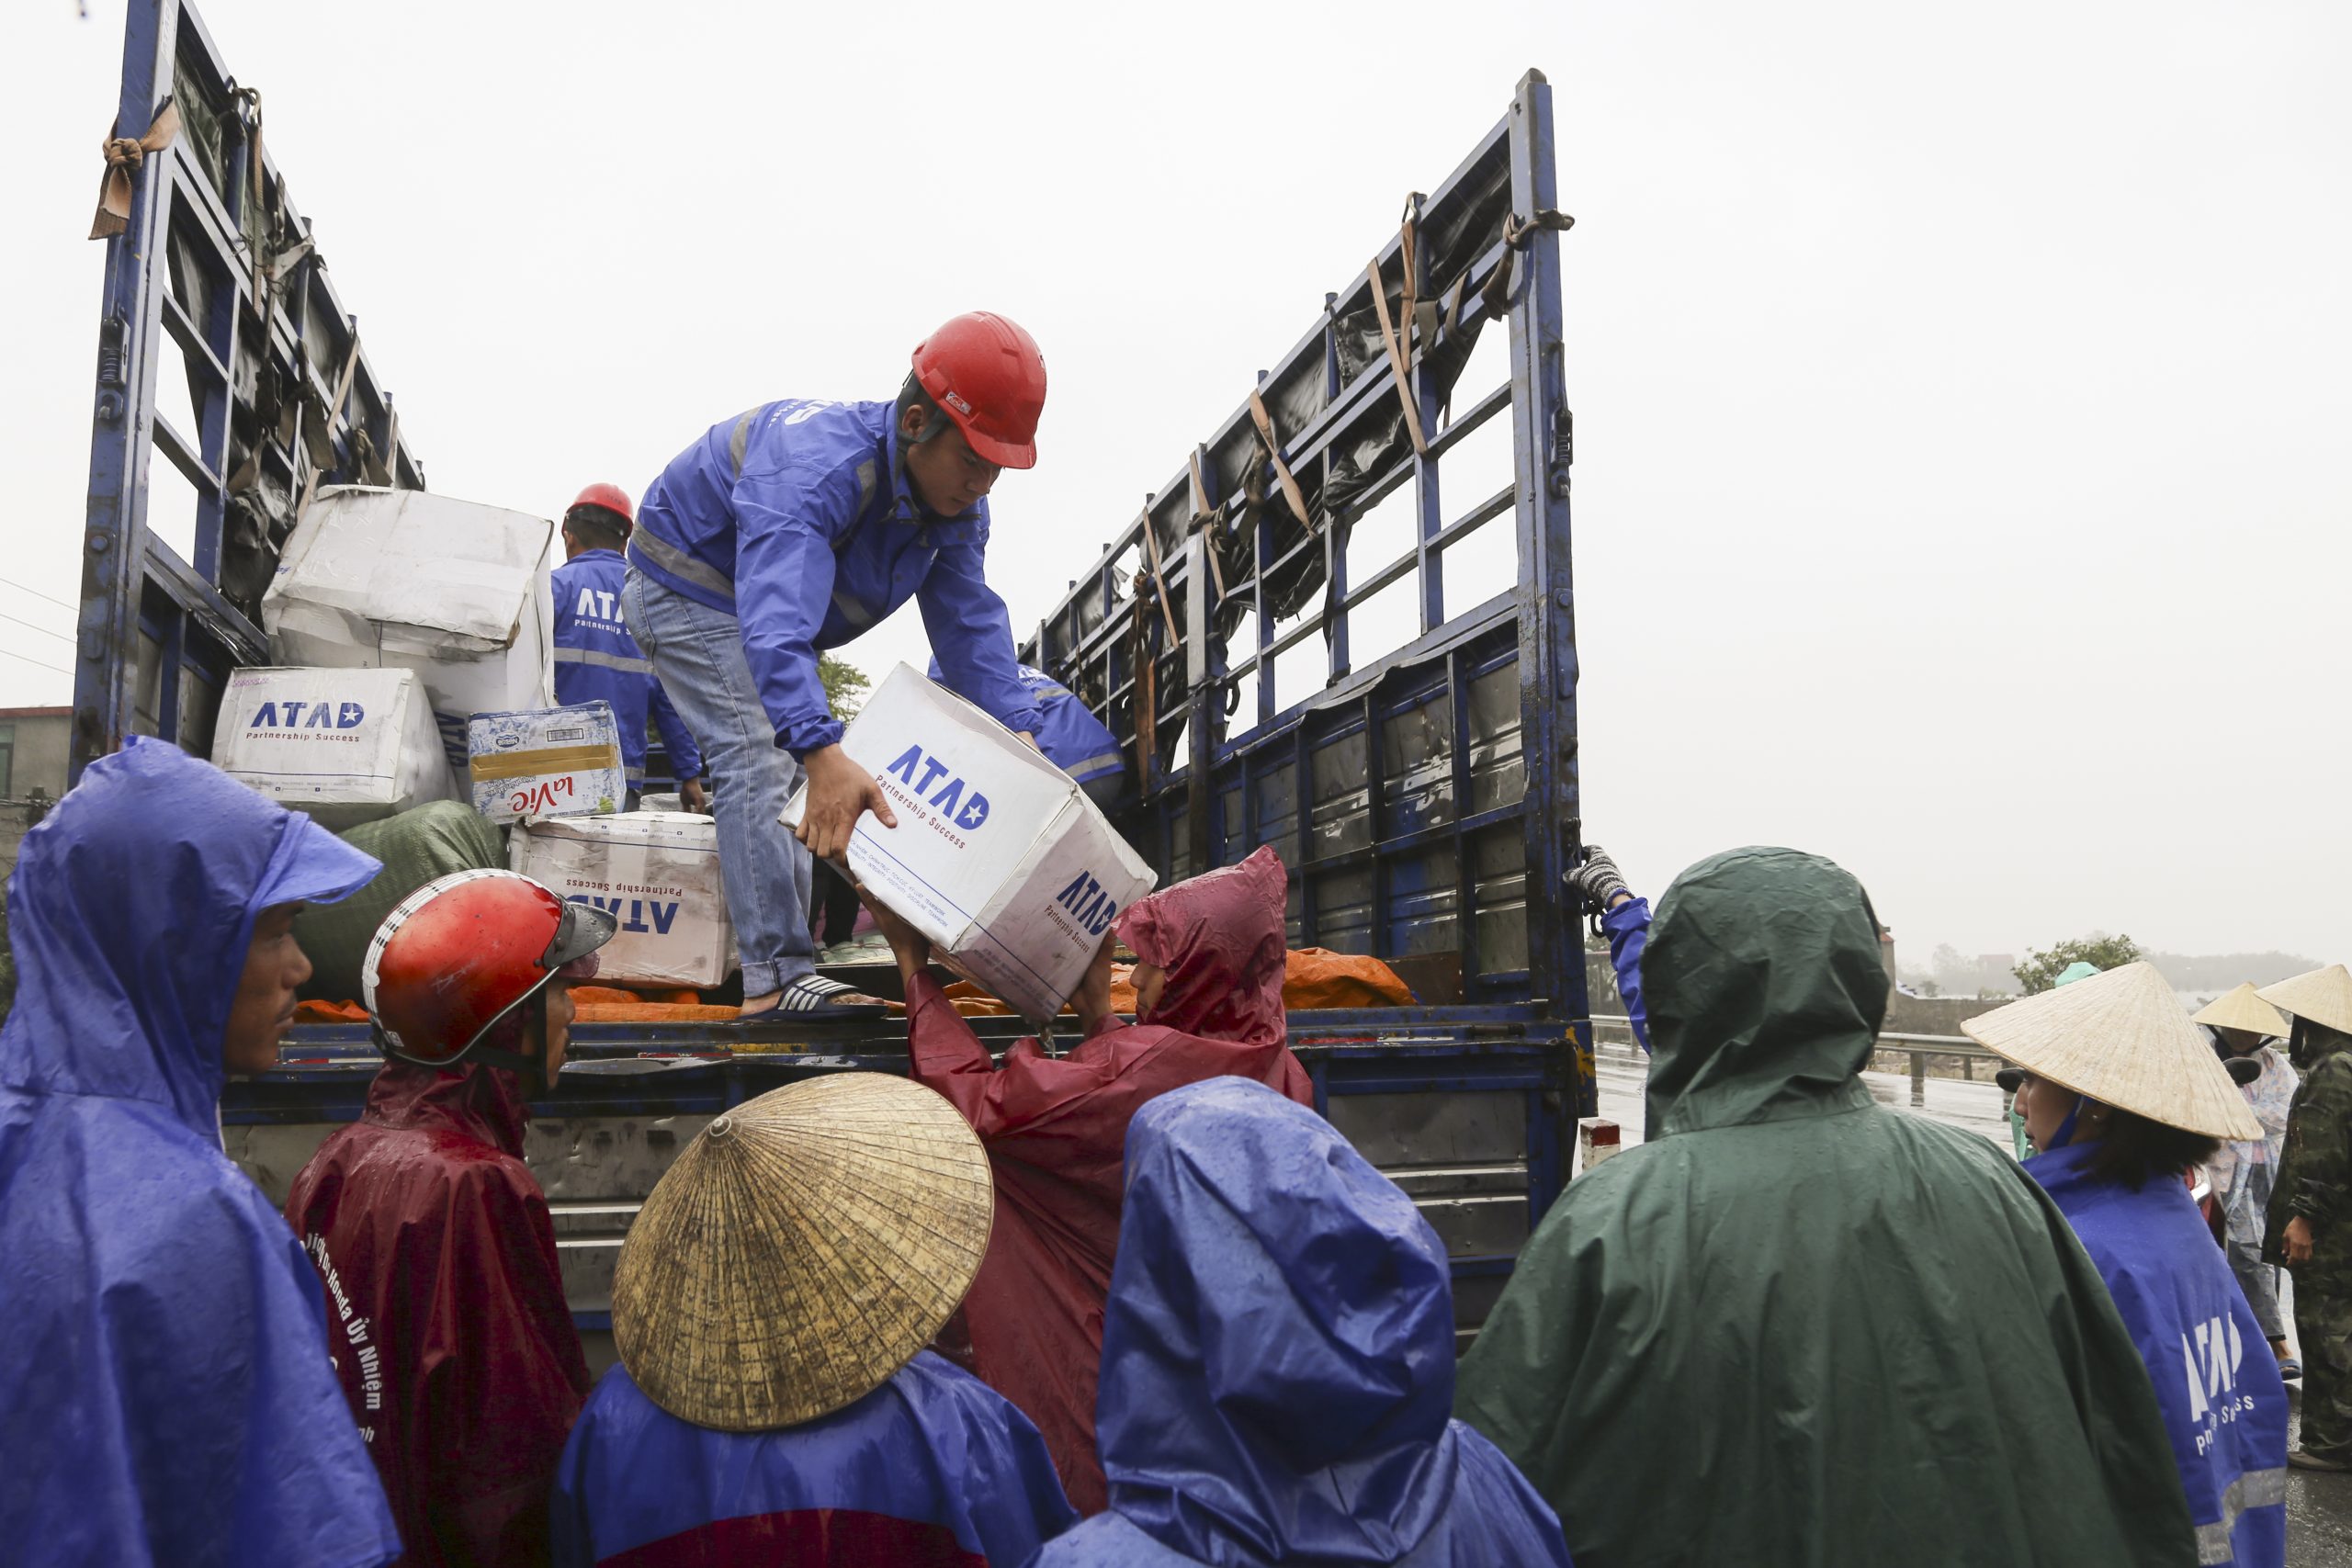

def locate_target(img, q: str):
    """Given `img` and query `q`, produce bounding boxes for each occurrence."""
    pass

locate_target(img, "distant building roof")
[0,706,70,719]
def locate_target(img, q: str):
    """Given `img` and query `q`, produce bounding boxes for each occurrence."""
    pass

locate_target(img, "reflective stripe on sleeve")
[628,530,738,608]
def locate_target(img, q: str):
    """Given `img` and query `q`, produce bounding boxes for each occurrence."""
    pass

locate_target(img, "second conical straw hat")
[613,1073,994,1431]
[2259,964,2352,1035]
[1962,961,2261,1141]
[2191,982,2290,1039]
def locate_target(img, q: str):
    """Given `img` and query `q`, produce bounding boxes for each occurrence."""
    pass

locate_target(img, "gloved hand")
[1565,844,1631,915]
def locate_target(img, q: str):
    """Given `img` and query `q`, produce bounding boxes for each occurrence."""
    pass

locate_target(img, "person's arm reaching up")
[918,535,1046,738]
[1568,845,1651,1053]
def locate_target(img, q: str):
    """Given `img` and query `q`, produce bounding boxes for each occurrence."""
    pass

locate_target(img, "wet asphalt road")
[1588,1038,2352,1564]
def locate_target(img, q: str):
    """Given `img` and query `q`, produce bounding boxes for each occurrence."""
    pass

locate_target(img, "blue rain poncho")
[0,738,401,1566]
[1035,1077,1570,1566]
[552,1353,1076,1565]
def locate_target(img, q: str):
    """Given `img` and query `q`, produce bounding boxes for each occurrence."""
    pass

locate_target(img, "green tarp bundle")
[1455,847,2198,1568]
[295,802,504,1006]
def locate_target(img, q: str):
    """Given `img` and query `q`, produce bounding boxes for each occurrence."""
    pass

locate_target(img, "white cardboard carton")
[469,702,626,823]
[509,812,735,987]
[781,663,1156,1023]
[262,486,558,773]
[211,666,457,828]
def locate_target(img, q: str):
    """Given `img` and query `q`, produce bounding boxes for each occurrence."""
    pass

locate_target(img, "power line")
[0,574,77,615]
[0,608,72,645]
[0,644,72,677]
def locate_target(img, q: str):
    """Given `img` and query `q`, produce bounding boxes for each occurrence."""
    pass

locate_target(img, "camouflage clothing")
[2266,1024,2352,1454]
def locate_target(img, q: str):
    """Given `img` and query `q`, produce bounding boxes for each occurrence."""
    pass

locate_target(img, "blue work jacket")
[630,399,1042,756]
[926,658,1125,785]
[552,548,702,784]
[2027,1140,2288,1568]
[1035,1077,1572,1566]
[551,1354,1076,1566]
[0,739,401,1567]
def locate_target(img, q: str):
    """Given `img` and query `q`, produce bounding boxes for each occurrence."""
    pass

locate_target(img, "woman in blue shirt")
[1967,962,2287,1568]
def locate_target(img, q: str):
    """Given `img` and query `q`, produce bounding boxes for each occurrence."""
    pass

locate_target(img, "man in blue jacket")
[554,483,707,812]
[623,312,1049,1016]
[928,655,1126,810]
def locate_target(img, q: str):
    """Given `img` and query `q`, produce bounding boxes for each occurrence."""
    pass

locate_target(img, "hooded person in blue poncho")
[1966,961,2288,1568]
[1034,1077,1571,1567]
[0,738,402,1567]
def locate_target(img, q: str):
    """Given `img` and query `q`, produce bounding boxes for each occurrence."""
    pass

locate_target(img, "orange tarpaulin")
[938,948,1417,1019]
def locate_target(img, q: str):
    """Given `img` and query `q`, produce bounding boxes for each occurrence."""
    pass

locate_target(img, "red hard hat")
[571,482,636,534]
[363,870,616,1071]
[910,311,1046,470]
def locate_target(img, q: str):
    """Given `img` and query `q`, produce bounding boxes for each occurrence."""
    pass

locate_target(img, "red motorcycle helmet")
[363,870,616,1073]
[910,311,1046,469]
[570,481,636,536]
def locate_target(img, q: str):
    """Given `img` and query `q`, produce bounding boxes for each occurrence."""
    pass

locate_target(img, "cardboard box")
[781,663,1156,1023]
[263,486,558,774]
[509,812,735,987]
[469,702,626,823]
[212,667,457,829]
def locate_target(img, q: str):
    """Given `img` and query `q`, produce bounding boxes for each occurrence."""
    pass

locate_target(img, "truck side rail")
[76,0,426,778]
[1016,72,1585,1043]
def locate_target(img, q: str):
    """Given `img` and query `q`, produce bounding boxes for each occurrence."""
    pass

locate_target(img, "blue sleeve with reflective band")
[730,468,854,756]
[1603,896,1652,1053]
[919,536,1045,737]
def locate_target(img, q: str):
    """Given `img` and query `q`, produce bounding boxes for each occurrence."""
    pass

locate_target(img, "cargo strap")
[1136,505,1181,645]
[1187,446,1226,600]
[291,326,365,530]
[1480,209,1574,323]
[1366,209,1430,458]
[552,647,654,676]
[89,96,180,240]
[1246,389,1314,533]
[1129,573,1157,795]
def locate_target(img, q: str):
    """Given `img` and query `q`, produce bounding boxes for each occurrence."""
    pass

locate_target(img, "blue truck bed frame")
[78,0,1592,1348]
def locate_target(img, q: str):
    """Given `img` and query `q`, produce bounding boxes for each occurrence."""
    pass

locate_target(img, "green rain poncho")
[1455,847,2197,1568]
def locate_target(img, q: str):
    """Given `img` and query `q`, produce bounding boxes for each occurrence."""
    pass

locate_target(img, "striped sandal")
[745,975,889,1018]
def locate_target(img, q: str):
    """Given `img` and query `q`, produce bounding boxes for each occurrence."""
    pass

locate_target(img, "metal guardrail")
[1588,1015,2004,1108]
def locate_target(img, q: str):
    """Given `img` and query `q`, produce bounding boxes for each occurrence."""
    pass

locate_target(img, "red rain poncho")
[909,844,1314,1514]
[287,1060,592,1566]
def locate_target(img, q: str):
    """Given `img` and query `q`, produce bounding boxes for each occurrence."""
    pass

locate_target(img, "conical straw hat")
[613,1073,994,1431]
[2192,982,2290,1039]
[2258,964,2352,1035]
[1962,961,2261,1141]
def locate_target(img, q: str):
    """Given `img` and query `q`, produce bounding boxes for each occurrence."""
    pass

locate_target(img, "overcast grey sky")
[1,1,2344,964]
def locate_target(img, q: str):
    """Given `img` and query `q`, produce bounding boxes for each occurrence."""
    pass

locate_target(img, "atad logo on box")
[880,743,992,831]
[1053,871,1122,937]
[248,699,367,732]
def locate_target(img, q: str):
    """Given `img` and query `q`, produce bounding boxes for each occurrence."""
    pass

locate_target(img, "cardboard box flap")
[266,487,553,653]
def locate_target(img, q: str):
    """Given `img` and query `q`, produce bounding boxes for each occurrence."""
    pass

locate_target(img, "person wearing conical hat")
[1455,848,2199,1568]
[548,1075,1079,1565]
[2258,964,2352,1469]
[2194,984,2299,1378]
[862,845,1315,1515]
[1966,963,2287,1564]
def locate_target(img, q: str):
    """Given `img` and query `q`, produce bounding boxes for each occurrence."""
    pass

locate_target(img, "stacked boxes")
[509,812,735,987]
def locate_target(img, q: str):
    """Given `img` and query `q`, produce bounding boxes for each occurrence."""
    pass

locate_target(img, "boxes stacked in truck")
[509,812,734,987]
[781,662,1156,1024]
[211,667,457,829]
[262,485,558,775]
[468,702,626,823]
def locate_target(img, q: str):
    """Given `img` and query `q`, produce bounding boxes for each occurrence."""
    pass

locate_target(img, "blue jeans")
[621,568,811,996]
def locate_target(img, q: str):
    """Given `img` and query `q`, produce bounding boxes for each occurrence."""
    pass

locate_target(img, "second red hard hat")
[571,481,636,533]
[911,311,1046,470]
